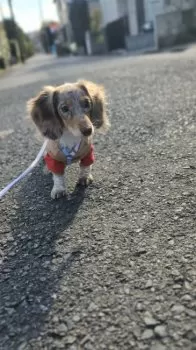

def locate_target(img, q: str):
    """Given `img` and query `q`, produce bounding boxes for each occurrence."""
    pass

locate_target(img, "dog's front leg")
[51,173,66,199]
[77,165,93,187]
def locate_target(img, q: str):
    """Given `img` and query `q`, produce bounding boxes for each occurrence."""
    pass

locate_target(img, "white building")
[99,0,196,35]
[54,0,69,26]
[99,0,140,36]
[55,0,101,25]
[145,0,196,22]
[54,0,101,43]
[54,0,72,44]
[54,0,196,52]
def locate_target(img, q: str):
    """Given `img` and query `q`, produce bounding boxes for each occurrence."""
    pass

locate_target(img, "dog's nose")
[82,127,92,136]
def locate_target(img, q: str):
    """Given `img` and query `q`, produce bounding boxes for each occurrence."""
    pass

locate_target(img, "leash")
[0,140,48,200]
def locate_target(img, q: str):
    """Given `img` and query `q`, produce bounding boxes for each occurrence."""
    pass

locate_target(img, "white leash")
[0,140,48,200]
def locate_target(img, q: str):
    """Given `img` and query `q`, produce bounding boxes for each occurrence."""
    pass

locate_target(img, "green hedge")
[3,19,34,61]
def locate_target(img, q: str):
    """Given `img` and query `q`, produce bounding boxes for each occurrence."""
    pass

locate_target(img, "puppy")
[27,80,109,199]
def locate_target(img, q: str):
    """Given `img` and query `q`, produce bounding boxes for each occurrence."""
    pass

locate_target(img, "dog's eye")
[83,99,90,110]
[61,104,69,114]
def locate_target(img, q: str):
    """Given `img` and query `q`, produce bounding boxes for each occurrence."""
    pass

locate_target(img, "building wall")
[55,0,69,26]
[163,0,196,12]
[55,0,73,44]
[156,2,196,48]
[118,0,139,35]
[144,0,196,23]
[100,0,145,36]
[127,0,139,35]
[157,10,182,37]
[99,0,119,26]
[117,0,129,17]
[144,0,164,22]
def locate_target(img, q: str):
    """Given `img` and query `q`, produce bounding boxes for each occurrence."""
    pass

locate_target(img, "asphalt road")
[0,50,196,350]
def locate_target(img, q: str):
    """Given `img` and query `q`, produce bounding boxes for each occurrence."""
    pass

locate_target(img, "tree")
[0,22,10,68]
[3,19,34,61]
[5,0,34,62]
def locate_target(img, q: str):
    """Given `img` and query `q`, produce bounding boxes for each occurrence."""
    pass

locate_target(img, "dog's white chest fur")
[59,130,81,150]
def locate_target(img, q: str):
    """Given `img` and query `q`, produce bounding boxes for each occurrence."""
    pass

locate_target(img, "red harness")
[44,144,95,174]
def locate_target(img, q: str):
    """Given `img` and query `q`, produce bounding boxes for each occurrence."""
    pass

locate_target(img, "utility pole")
[7,0,15,22]
[7,0,17,42]
[7,0,23,62]
[38,0,44,26]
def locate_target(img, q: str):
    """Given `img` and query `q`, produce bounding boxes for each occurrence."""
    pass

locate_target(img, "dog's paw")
[77,174,93,187]
[51,186,66,200]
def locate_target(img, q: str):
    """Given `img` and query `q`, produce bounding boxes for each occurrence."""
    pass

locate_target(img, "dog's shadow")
[0,166,87,348]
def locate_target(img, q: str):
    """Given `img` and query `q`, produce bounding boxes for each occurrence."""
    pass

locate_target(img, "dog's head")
[27,80,109,140]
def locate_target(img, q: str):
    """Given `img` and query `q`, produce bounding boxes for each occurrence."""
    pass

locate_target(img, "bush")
[0,23,10,68]
[3,19,34,62]
[90,8,102,35]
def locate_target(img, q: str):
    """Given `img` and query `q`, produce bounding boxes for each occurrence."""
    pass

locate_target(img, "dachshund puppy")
[27,80,109,199]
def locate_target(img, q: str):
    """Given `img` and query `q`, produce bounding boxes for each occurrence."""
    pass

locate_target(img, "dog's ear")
[78,80,110,132]
[27,86,63,140]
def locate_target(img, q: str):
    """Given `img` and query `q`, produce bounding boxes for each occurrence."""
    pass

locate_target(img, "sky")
[1,0,58,33]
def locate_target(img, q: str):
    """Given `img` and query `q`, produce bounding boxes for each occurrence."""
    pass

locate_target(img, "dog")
[27,80,110,199]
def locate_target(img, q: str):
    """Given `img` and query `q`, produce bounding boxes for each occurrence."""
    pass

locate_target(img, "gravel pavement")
[0,50,196,350]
